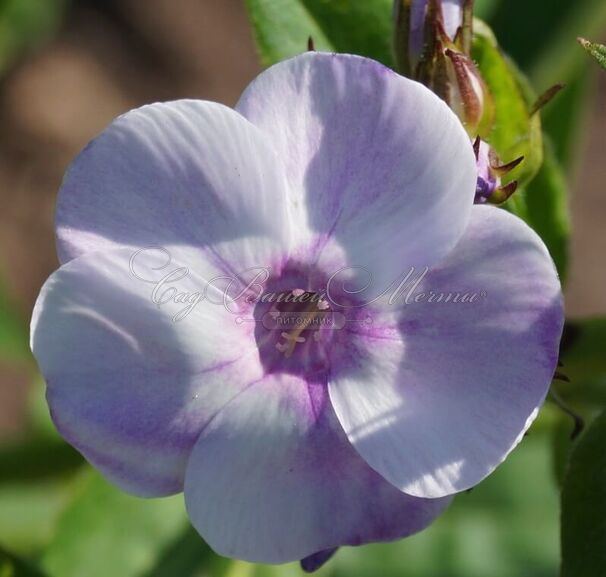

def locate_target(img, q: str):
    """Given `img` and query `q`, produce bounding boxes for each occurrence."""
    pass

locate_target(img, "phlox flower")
[31,52,563,566]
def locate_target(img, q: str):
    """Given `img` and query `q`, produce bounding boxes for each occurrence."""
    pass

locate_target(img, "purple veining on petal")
[329,205,564,499]
[184,371,452,563]
[31,50,563,565]
[236,52,477,297]
[31,246,265,497]
[45,352,257,449]
[54,100,292,274]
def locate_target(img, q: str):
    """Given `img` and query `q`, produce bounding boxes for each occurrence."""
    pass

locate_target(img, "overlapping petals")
[237,53,477,298]
[185,374,450,563]
[31,51,563,564]
[329,206,563,498]
[31,247,262,496]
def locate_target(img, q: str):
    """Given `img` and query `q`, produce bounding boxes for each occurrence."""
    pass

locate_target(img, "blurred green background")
[0,1,605,576]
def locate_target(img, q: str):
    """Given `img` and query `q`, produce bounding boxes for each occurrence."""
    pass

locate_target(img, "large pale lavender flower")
[30,52,563,565]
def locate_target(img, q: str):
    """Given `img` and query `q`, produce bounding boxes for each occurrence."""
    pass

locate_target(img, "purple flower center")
[251,263,365,378]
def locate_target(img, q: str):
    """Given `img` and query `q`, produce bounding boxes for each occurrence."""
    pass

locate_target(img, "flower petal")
[56,100,292,273]
[441,0,465,39]
[300,549,338,573]
[184,375,450,564]
[31,247,263,496]
[237,52,477,298]
[329,205,564,498]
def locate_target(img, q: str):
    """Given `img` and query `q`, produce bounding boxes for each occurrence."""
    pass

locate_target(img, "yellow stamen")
[274,296,326,357]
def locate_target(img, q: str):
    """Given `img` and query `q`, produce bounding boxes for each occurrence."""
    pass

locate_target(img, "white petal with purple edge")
[237,52,477,300]
[56,100,292,274]
[31,247,263,496]
[184,375,451,564]
[329,206,564,498]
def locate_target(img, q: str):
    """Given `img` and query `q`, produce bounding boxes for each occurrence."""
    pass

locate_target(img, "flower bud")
[394,0,472,76]
[441,46,495,138]
[394,0,494,137]
[473,138,524,205]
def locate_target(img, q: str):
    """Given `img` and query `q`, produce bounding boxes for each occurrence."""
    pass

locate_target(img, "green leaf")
[561,410,606,577]
[562,319,606,383]
[578,38,606,71]
[472,21,543,190]
[0,479,76,555]
[0,438,83,483]
[520,138,570,280]
[41,471,198,577]
[142,526,230,577]
[244,0,393,67]
[558,318,606,407]
[551,412,576,487]
[244,0,332,66]
[472,21,571,280]
[473,0,500,22]
[300,0,393,65]
[0,546,48,577]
